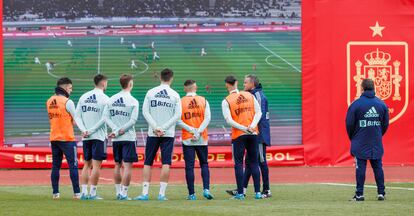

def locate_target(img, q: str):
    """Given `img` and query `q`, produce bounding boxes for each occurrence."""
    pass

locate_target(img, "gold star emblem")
[370,21,385,37]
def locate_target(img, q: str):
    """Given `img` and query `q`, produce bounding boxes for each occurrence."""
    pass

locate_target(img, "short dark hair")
[184,79,196,86]
[224,75,237,85]
[57,77,72,86]
[119,74,133,89]
[94,74,108,86]
[160,68,174,82]
[361,78,375,91]
[245,74,259,87]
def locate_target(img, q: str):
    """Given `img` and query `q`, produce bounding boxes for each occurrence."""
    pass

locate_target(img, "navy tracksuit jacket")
[346,90,389,159]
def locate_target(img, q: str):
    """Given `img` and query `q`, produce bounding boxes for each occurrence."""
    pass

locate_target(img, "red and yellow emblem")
[347,21,409,123]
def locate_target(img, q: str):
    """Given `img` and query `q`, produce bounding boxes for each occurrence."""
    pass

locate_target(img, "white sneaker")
[73,193,81,200]
[52,193,60,199]
[378,194,385,201]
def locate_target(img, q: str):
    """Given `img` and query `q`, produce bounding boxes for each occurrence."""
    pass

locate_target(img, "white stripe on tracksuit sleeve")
[142,84,181,138]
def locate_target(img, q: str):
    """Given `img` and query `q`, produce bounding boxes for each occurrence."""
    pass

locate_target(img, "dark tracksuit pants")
[243,143,270,191]
[355,157,385,196]
[232,135,261,194]
[51,141,80,194]
[182,144,210,195]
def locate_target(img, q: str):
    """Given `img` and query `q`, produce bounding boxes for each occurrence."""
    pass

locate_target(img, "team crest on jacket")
[347,21,409,123]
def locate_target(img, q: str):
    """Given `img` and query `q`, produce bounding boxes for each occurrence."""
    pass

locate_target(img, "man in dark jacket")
[226,74,272,198]
[346,78,389,201]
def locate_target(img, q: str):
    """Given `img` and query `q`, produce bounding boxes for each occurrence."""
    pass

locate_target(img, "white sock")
[243,187,247,195]
[81,184,88,195]
[142,182,150,195]
[159,182,168,196]
[115,184,121,195]
[90,185,97,197]
[121,185,129,197]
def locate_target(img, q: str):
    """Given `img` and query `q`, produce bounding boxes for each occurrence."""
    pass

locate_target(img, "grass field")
[3,32,301,145]
[1,183,413,216]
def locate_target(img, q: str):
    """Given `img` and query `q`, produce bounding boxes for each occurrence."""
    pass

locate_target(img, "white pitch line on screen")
[258,42,302,73]
[265,55,285,69]
[97,37,101,74]
[46,57,148,81]
[319,183,414,191]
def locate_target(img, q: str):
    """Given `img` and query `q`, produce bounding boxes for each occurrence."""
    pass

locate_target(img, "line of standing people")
[46,69,271,200]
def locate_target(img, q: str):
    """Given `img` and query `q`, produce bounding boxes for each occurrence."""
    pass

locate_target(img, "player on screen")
[67,40,73,47]
[153,51,160,61]
[132,43,136,50]
[105,74,139,200]
[45,62,54,73]
[227,42,233,51]
[74,74,109,200]
[205,84,211,94]
[134,68,182,201]
[222,75,263,200]
[152,71,159,80]
[46,77,80,200]
[130,59,138,69]
[177,80,214,200]
[201,48,207,56]
[34,57,41,64]
[120,37,124,44]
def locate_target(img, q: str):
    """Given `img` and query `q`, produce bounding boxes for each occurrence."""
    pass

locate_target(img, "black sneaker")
[350,195,365,201]
[377,194,385,201]
[225,189,238,196]
[262,190,272,198]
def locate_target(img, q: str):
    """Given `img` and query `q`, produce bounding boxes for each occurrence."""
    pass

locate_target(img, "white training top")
[142,83,182,138]
[105,91,139,142]
[75,88,109,141]
[177,92,211,146]
[221,89,262,135]
[66,99,76,119]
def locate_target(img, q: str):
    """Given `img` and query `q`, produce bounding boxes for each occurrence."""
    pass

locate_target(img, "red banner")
[302,0,414,165]
[0,146,304,169]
